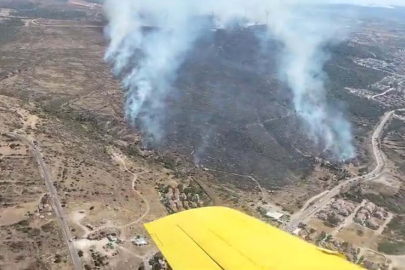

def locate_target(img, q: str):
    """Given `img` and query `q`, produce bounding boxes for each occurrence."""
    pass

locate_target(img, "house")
[363,202,376,214]
[265,210,284,221]
[367,218,379,230]
[317,211,328,221]
[354,212,367,224]
[338,208,350,217]
[363,260,379,270]
[158,259,168,269]
[374,209,387,220]
[107,234,118,242]
[174,188,180,201]
[132,236,148,246]
[331,200,342,211]
[292,228,302,236]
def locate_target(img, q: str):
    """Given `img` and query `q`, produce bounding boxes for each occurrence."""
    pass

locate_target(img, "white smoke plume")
[104,0,208,142]
[103,0,400,160]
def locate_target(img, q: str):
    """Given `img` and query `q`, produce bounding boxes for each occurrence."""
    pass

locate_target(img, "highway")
[8,132,83,270]
[288,110,395,231]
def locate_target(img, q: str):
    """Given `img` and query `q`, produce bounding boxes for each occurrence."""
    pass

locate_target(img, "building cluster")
[345,73,405,108]
[156,182,207,214]
[370,76,402,92]
[319,237,359,263]
[0,8,12,16]
[354,58,400,74]
[316,199,357,227]
[374,88,405,108]
[37,194,51,212]
[362,260,389,270]
[148,252,171,270]
[294,223,359,262]
[32,194,53,219]
[345,87,376,100]
[354,201,388,230]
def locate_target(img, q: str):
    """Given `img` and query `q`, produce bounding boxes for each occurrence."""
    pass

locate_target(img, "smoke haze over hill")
[103,0,402,161]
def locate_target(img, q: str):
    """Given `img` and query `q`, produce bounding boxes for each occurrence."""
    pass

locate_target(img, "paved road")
[372,88,394,99]
[288,110,395,231]
[30,18,102,28]
[8,133,82,270]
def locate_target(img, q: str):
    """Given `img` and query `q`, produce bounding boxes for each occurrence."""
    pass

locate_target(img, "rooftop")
[265,210,284,220]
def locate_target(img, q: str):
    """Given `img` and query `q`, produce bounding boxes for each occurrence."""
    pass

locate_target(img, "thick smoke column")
[103,0,378,160]
[264,3,356,160]
[104,0,206,142]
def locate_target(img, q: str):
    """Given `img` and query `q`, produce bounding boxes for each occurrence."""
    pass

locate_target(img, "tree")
[326,214,341,227]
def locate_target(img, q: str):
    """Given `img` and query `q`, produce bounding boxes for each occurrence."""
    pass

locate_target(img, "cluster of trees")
[0,18,24,45]
[12,7,86,20]
[325,214,341,227]
[385,215,405,241]
[0,1,36,10]
[378,238,405,255]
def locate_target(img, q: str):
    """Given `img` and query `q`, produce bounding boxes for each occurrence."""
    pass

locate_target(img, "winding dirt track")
[201,167,270,202]
[85,165,150,237]
[72,152,153,268]
[97,153,150,229]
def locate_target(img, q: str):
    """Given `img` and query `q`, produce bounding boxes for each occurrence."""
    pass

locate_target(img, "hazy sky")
[328,0,405,7]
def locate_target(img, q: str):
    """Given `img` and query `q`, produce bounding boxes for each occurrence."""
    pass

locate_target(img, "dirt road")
[201,167,270,202]
[288,110,395,231]
[8,132,83,270]
[87,153,151,235]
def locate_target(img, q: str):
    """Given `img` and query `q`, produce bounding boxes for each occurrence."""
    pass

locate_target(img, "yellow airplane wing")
[145,206,364,270]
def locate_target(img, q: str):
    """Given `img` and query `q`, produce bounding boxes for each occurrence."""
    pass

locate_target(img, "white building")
[107,234,118,242]
[292,228,302,236]
[132,236,148,246]
[265,210,284,221]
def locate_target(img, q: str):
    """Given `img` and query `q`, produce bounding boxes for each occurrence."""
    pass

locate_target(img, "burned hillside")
[144,25,391,189]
